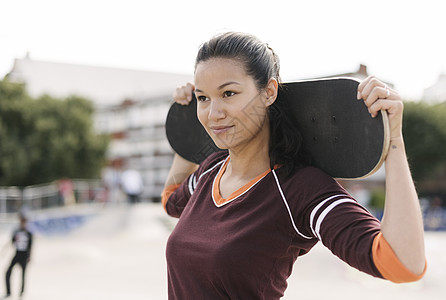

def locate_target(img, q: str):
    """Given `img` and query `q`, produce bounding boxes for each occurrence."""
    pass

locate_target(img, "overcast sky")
[1,0,445,100]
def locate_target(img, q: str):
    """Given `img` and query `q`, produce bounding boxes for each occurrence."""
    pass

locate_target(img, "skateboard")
[165,78,390,179]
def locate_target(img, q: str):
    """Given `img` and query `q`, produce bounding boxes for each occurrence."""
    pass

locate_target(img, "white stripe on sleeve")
[313,199,356,242]
[188,158,226,196]
[309,194,348,238]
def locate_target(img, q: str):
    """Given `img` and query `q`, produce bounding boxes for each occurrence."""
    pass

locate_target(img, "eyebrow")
[195,81,240,93]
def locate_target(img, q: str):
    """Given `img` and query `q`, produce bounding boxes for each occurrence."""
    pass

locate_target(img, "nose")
[208,99,226,121]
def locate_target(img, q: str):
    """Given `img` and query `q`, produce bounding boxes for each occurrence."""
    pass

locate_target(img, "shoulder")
[195,151,228,177]
[274,166,348,204]
[184,151,228,194]
[280,166,339,188]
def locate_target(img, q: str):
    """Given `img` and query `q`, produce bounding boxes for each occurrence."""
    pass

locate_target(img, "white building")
[7,56,193,201]
[423,74,446,104]
[6,58,392,202]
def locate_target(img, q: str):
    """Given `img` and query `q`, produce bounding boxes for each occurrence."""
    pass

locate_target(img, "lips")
[210,125,234,135]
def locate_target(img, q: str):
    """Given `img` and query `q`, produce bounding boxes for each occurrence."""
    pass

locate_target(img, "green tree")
[403,101,446,185]
[0,80,109,186]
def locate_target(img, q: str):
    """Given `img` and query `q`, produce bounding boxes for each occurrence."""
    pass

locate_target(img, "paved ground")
[0,202,444,300]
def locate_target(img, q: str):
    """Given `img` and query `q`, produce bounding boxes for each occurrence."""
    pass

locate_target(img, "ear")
[265,78,278,107]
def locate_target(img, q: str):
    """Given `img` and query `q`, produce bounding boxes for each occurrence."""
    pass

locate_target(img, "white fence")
[0,179,102,216]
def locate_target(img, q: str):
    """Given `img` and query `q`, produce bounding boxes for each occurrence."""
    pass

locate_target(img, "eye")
[197,95,209,102]
[223,91,236,98]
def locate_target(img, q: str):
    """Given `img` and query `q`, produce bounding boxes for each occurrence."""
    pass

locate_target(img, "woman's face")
[194,58,273,153]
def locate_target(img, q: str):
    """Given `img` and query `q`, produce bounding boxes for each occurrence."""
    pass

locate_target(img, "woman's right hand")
[173,82,195,105]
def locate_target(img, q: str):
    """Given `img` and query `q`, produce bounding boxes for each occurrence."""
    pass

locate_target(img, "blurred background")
[0,0,445,299]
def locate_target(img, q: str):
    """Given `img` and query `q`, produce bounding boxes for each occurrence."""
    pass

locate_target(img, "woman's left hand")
[357,76,403,140]
[358,77,426,277]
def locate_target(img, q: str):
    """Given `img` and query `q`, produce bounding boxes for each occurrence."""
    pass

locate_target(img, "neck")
[227,130,270,179]
[228,151,270,179]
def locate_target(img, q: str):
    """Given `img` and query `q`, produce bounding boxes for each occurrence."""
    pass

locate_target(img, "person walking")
[121,168,144,204]
[3,213,33,299]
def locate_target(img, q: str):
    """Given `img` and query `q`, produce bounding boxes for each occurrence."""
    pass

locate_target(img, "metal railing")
[0,179,102,216]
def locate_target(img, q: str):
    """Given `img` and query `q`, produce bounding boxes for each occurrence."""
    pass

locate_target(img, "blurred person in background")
[121,168,144,204]
[57,178,76,206]
[3,212,33,299]
[101,160,124,203]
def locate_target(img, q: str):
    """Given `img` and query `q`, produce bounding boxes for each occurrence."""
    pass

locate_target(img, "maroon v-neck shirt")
[165,152,382,299]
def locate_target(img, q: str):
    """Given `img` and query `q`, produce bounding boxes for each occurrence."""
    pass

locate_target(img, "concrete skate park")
[0,202,444,300]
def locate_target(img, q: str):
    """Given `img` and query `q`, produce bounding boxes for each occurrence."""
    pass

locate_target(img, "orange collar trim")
[212,157,271,207]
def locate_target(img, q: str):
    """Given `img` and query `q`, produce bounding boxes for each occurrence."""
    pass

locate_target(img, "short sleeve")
[162,183,182,214]
[292,167,426,282]
[286,167,383,278]
[162,151,228,218]
[372,233,427,283]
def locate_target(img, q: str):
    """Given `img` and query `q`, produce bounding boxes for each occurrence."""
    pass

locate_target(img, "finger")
[357,75,374,93]
[368,101,385,118]
[368,98,403,119]
[368,100,390,118]
[370,99,404,139]
[363,85,392,107]
[358,76,386,101]
[172,86,184,100]
[357,75,376,99]
[185,83,195,102]
[178,88,190,105]
[173,85,192,105]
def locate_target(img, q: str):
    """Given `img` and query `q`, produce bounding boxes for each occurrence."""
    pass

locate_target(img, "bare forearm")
[381,137,425,274]
[164,154,199,188]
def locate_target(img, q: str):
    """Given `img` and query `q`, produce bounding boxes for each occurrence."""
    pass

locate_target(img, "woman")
[162,32,426,299]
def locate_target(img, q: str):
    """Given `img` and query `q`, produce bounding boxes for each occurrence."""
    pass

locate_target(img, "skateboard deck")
[165,78,390,179]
